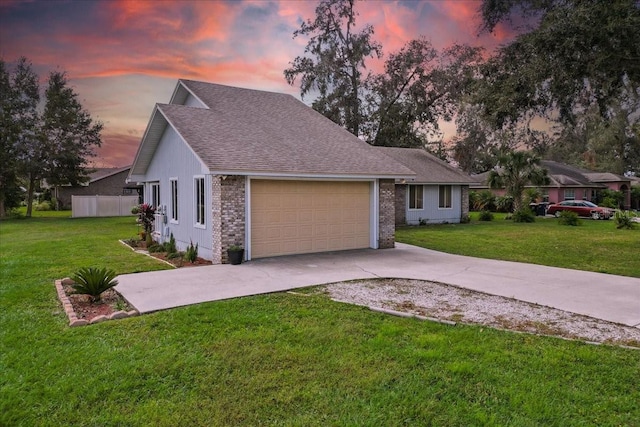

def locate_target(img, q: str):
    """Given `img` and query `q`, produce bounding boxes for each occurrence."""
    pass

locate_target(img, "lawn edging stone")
[55,279,138,327]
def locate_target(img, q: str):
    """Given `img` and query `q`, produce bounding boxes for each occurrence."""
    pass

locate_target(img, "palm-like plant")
[70,267,119,303]
[487,151,549,213]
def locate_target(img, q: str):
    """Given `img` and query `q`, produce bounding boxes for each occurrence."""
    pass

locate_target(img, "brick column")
[220,176,246,263]
[211,176,222,264]
[378,179,395,249]
[461,185,470,218]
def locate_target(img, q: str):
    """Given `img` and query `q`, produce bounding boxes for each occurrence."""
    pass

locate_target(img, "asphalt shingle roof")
[471,160,628,188]
[375,147,474,184]
[155,80,414,177]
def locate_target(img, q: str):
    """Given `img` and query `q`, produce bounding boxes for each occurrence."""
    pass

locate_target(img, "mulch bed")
[62,283,132,322]
[123,239,212,268]
[149,252,212,268]
[59,239,213,325]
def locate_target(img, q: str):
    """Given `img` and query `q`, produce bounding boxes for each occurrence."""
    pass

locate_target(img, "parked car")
[547,200,614,220]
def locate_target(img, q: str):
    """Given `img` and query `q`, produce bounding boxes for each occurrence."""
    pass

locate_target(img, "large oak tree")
[284,0,381,137]
[477,0,640,128]
[285,0,482,150]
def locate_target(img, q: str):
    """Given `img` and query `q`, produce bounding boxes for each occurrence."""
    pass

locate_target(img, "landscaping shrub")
[163,233,177,254]
[475,190,496,211]
[185,241,199,262]
[614,210,636,230]
[34,201,52,211]
[558,210,580,226]
[147,243,163,253]
[478,210,494,221]
[468,191,479,211]
[496,195,514,213]
[523,188,542,206]
[597,189,624,209]
[70,267,118,302]
[512,208,535,223]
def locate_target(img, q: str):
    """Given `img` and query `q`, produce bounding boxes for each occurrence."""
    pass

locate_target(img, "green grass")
[1,214,640,425]
[397,212,640,277]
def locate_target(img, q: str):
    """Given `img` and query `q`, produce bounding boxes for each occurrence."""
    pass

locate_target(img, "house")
[376,147,474,225]
[127,80,415,264]
[471,160,632,209]
[53,166,141,209]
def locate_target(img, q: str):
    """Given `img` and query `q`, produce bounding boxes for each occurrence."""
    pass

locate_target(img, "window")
[170,179,178,222]
[439,185,452,209]
[150,183,160,208]
[564,189,575,200]
[409,185,423,210]
[195,177,205,226]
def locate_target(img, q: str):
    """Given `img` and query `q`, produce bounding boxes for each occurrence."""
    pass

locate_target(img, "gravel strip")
[323,279,640,348]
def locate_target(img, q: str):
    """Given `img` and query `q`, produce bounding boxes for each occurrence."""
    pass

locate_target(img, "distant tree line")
[0,57,102,217]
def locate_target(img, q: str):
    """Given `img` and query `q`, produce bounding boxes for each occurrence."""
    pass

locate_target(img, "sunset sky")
[1,0,518,167]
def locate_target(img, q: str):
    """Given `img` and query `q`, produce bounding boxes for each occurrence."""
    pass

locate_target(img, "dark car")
[547,200,613,220]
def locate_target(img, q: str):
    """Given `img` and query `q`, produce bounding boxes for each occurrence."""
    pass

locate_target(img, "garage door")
[251,180,371,258]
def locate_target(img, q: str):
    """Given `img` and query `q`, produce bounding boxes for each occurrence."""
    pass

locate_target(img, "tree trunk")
[26,174,36,218]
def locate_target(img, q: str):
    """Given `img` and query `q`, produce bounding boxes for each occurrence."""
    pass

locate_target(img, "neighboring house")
[54,166,142,209]
[472,160,632,209]
[376,147,474,225]
[127,80,414,264]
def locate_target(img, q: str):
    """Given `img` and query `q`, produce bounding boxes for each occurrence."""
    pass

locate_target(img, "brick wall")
[378,179,395,249]
[394,184,406,226]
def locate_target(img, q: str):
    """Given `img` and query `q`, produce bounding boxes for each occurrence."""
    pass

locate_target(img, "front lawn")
[1,214,639,425]
[397,213,640,277]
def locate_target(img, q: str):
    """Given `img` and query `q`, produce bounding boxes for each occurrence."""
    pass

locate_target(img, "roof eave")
[127,105,167,183]
[209,170,415,180]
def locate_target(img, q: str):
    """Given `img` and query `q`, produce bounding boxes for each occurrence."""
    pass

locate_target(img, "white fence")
[72,195,139,218]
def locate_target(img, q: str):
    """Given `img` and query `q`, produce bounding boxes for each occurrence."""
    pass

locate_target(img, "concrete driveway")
[117,243,640,328]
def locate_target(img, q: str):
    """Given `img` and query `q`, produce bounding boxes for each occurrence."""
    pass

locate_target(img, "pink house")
[472,160,632,209]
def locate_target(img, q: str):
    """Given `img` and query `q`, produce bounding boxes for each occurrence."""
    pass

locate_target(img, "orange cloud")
[107,0,236,42]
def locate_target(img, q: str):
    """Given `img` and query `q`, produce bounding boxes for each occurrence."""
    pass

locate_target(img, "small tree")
[488,151,549,213]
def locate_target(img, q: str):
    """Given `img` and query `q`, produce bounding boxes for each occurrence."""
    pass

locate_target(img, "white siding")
[142,126,213,259]
[406,185,464,224]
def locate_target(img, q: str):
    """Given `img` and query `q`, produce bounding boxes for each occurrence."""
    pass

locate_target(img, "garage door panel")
[251,180,371,259]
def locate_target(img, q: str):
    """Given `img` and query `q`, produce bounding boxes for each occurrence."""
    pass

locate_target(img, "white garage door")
[251,180,371,258]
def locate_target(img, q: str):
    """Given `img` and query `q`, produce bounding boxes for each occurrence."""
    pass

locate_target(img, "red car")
[547,200,613,220]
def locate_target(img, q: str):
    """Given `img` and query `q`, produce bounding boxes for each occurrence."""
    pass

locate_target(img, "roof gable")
[131,80,414,178]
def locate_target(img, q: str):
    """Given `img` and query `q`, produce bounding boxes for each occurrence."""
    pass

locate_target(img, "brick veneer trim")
[378,179,396,249]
